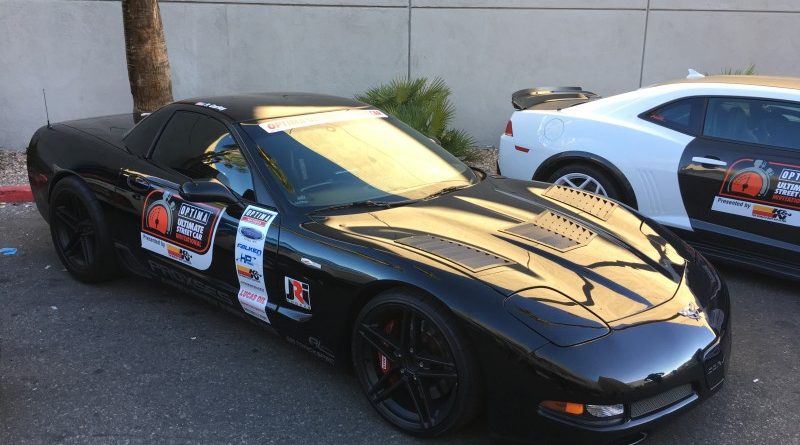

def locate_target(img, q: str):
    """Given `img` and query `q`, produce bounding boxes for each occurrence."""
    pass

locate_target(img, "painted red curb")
[0,185,33,203]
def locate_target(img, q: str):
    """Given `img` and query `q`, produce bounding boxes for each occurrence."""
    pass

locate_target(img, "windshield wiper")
[422,184,471,201]
[308,199,417,215]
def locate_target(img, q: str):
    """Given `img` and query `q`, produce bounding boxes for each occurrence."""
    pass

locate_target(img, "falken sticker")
[284,277,311,310]
[141,190,223,270]
[711,196,798,227]
[259,109,387,133]
[234,206,278,323]
[718,158,800,211]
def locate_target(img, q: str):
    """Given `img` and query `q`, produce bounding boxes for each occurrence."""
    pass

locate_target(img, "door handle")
[127,174,151,192]
[691,156,727,167]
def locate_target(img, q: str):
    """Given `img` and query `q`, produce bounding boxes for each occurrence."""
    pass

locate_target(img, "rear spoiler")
[511,86,598,111]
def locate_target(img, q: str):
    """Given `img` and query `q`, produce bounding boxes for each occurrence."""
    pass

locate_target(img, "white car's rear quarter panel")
[498,82,800,231]
[501,108,693,229]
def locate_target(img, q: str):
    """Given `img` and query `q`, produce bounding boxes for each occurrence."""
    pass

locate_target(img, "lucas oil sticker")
[284,277,311,310]
[712,158,800,225]
[235,206,278,323]
[141,189,223,270]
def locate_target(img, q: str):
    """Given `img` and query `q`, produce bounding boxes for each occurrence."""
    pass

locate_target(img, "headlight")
[586,404,625,418]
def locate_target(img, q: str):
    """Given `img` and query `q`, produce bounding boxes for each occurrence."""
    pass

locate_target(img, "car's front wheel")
[547,163,623,201]
[351,289,482,437]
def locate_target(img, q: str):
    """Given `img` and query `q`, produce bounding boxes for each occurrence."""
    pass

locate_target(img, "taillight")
[504,120,513,136]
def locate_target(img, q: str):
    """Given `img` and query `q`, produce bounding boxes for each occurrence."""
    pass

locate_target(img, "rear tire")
[351,289,482,437]
[49,176,118,283]
[547,163,623,202]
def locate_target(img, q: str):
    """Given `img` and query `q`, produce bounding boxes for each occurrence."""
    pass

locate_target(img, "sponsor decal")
[718,158,800,211]
[194,101,227,111]
[239,226,263,241]
[237,243,263,256]
[237,264,262,281]
[259,109,387,134]
[238,253,256,266]
[234,205,278,323]
[284,277,311,310]
[711,196,798,227]
[140,189,223,270]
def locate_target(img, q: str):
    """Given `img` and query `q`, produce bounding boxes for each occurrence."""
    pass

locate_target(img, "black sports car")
[26,93,731,444]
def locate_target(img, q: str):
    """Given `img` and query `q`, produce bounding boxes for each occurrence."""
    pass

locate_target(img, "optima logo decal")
[720,158,800,210]
[726,160,771,198]
[141,189,221,254]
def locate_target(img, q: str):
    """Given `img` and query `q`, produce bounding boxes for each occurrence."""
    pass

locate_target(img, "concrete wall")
[2,0,799,150]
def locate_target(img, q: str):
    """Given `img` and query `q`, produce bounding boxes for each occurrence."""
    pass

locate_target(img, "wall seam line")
[407,0,412,80]
[638,0,651,87]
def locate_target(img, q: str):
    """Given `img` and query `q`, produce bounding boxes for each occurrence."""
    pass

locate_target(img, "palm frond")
[356,77,477,160]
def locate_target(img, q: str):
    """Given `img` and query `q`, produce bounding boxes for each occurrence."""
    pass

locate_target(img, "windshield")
[239,110,477,208]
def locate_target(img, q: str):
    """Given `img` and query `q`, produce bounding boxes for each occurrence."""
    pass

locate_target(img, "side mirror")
[180,180,240,206]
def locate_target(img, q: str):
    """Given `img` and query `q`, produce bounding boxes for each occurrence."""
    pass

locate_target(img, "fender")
[533,150,639,209]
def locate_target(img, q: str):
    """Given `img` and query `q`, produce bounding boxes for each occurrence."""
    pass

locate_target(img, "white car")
[498,74,800,278]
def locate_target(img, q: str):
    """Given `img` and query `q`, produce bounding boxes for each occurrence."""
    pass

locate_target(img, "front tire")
[49,176,118,283]
[351,289,482,437]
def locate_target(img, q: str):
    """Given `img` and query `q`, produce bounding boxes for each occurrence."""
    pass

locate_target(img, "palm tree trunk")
[121,0,173,113]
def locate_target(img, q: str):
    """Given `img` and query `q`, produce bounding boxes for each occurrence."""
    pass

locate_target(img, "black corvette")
[27,93,731,444]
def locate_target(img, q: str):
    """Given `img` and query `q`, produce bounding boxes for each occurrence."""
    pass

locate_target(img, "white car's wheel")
[547,164,623,202]
[553,172,608,196]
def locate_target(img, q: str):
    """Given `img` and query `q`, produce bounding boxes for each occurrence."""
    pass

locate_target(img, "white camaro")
[498,73,800,278]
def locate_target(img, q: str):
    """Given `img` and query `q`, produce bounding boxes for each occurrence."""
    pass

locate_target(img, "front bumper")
[482,258,731,445]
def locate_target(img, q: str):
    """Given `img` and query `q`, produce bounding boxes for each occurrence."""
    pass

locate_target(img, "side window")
[704,97,800,150]
[151,111,255,198]
[123,106,173,157]
[644,97,704,135]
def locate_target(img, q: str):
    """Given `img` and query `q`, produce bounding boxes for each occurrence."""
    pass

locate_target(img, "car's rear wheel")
[49,176,118,283]
[547,163,622,201]
[351,289,481,437]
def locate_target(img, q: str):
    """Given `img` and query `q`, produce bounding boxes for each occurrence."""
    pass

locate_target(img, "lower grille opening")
[630,384,694,419]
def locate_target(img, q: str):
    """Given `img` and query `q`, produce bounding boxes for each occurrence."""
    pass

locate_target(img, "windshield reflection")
[240,112,475,209]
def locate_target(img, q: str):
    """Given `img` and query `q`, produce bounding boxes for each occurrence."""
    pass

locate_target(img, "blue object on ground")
[1,247,17,256]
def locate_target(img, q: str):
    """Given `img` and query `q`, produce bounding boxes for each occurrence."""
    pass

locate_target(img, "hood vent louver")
[544,185,618,221]
[503,211,596,252]
[396,235,511,272]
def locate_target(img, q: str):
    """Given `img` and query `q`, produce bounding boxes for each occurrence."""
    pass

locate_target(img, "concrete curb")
[0,185,33,203]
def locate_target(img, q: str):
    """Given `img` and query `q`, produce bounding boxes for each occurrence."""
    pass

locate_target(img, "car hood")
[315,177,688,325]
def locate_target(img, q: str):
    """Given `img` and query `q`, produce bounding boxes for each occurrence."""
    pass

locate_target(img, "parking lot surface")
[1,205,799,445]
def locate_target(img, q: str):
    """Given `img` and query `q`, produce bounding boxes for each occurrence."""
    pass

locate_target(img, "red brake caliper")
[377,320,396,374]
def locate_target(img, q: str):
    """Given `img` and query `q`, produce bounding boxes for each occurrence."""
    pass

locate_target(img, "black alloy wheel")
[49,177,117,282]
[352,290,481,437]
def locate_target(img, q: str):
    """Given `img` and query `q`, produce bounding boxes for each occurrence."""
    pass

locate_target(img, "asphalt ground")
[1,204,799,445]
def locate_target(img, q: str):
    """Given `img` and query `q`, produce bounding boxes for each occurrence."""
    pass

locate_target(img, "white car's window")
[703,98,800,150]
[645,97,703,134]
